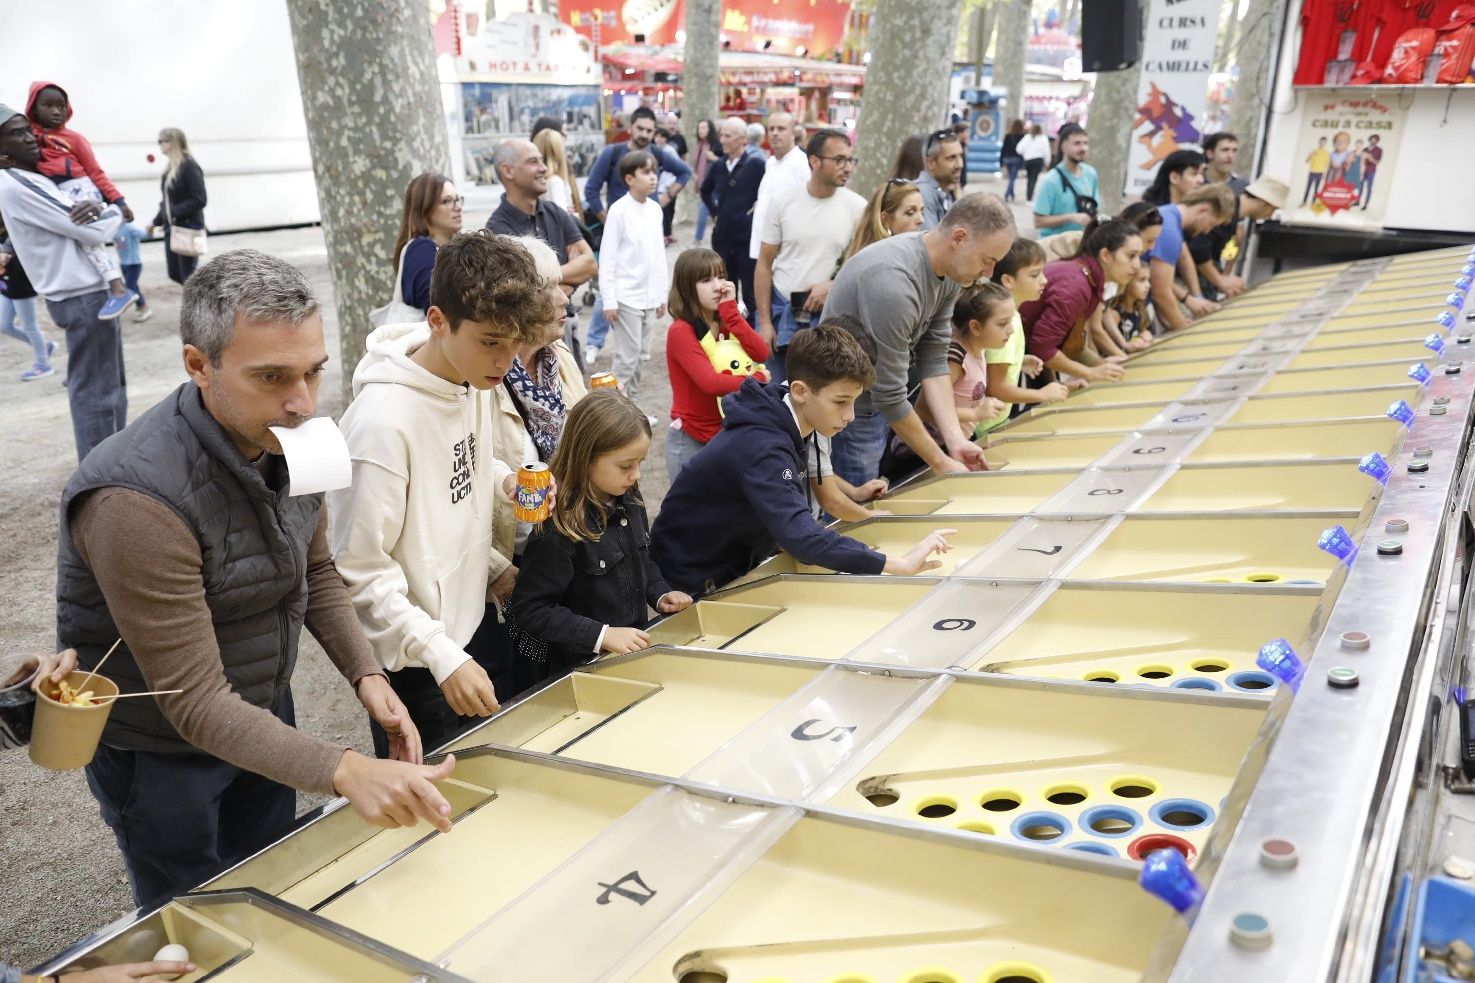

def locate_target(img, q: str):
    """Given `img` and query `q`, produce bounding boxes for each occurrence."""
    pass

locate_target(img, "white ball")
[152,943,190,979]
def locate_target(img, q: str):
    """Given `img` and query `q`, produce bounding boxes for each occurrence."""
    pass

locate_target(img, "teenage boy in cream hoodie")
[330,232,560,754]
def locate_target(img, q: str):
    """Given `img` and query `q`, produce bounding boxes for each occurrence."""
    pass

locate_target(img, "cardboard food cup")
[29,670,118,770]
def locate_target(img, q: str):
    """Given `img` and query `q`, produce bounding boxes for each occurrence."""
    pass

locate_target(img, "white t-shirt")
[749,146,811,259]
[806,433,834,519]
[761,184,867,296]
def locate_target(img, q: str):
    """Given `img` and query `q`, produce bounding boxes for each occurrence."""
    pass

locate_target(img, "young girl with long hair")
[663,247,770,479]
[510,391,692,683]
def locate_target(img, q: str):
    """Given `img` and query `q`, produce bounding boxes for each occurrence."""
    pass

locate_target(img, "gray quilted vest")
[56,382,322,753]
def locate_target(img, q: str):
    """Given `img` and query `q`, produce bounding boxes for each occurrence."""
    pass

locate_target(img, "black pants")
[85,691,299,908]
[715,240,755,314]
[162,226,199,284]
[369,603,526,758]
[661,199,676,237]
[1024,159,1045,201]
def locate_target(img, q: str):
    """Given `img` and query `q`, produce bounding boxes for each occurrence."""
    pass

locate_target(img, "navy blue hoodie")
[650,378,886,594]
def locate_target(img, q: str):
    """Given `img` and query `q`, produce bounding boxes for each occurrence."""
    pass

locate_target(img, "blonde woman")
[532,128,583,223]
[147,127,207,283]
[844,179,925,262]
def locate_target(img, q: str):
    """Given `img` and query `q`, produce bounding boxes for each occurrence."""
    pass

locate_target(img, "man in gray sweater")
[0,106,127,461]
[821,192,1016,485]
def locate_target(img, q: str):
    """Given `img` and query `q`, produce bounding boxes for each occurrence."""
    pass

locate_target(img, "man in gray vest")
[41,249,457,907]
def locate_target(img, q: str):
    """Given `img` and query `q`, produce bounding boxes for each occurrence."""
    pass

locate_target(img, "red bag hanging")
[1382,27,1437,81]
[1434,4,1475,83]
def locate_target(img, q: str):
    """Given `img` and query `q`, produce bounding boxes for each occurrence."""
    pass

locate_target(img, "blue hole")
[1227,669,1277,692]
[1285,579,1322,586]
[1081,804,1142,839]
[1010,810,1073,843]
[1172,678,1222,692]
[1151,797,1216,831]
[1066,841,1118,857]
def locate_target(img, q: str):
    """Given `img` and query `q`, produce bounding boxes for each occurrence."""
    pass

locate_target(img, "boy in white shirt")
[330,232,561,754]
[599,150,668,405]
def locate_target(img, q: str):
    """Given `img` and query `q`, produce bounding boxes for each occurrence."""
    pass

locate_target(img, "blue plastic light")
[1426,333,1448,355]
[1319,524,1359,565]
[1359,451,1393,484]
[1140,848,1203,914]
[1257,638,1306,692]
[1409,362,1434,385]
[1456,276,1473,291]
[1439,311,1458,328]
[1462,263,1475,277]
[1450,292,1469,309]
[1387,400,1417,427]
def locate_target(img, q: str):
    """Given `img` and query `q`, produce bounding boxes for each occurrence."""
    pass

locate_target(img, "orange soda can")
[514,463,552,522]
[590,372,619,389]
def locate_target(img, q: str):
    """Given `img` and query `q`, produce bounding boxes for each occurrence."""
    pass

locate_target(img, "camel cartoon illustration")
[1132,82,1203,169]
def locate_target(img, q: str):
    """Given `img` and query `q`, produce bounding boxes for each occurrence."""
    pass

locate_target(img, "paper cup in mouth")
[29,670,119,770]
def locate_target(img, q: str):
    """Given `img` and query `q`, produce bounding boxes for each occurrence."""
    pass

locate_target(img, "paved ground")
[0,173,1022,968]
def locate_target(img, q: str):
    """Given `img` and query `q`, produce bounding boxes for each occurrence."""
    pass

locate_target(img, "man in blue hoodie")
[650,322,954,595]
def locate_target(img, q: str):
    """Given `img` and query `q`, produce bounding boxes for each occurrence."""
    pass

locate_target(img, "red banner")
[561,0,852,56]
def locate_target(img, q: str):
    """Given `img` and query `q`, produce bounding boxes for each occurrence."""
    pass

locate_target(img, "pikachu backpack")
[698,331,770,416]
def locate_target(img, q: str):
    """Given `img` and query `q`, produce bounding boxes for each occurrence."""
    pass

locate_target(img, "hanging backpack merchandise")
[1433,4,1475,83]
[1382,26,1437,81]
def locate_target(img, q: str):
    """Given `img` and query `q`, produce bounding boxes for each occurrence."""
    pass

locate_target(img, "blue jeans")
[695,201,711,242]
[0,293,48,366]
[46,289,127,461]
[1003,156,1024,201]
[664,425,706,482]
[85,691,299,907]
[587,305,611,350]
[121,262,146,307]
[829,410,890,486]
[764,288,806,385]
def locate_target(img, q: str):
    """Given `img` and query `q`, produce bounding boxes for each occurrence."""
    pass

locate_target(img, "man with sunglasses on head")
[753,128,867,384]
[1033,122,1099,240]
[915,128,964,230]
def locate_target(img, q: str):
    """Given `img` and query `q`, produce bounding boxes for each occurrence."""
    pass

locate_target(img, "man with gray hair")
[43,248,456,907]
[822,192,1017,484]
[748,111,808,262]
[700,117,766,311]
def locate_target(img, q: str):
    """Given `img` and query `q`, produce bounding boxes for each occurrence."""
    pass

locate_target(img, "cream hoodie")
[329,321,514,684]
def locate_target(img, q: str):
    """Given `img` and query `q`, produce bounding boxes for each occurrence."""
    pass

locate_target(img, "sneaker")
[98,290,139,320]
[133,306,153,323]
[21,363,55,381]
[646,414,658,427]
[585,346,601,364]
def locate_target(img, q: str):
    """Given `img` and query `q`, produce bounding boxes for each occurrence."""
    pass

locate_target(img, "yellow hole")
[913,796,959,820]
[1191,659,1229,673]
[1083,669,1120,683]
[984,963,1053,983]
[956,821,996,836]
[1136,664,1174,680]
[1244,572,1283,583]
[822,976,879,983]
[979,789,1024,813]
[905,970,962,983]
[1203,578,1234,584]
[1110,776,1158,799]
[1044,783,1089,806]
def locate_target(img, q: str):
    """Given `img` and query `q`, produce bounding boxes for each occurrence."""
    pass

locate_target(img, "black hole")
[1161,808,1207,827]
[982,795,1022,812]
[1086,674,1118,683]
[1020,822,1064,841]
[1092,816,1134,834]
[1246,574,1280,583]
[1237,677,1272,690]
[996,976,1043,983]
[1047,790,1087,805]
[1139,669,1172,679]
[1114,783,1154,799]
[863,789,899,808]
[918,801,957,818]
[1194,661,1228,673]
[678,972,728,983]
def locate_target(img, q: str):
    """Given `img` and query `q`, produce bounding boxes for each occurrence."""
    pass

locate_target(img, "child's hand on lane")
[601,626,652,654]
[656,591,693,613]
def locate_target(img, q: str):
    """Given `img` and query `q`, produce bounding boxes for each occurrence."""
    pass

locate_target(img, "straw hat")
[1244,176,1289,212]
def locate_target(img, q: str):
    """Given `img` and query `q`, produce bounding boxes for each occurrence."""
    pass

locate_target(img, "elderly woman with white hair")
[483,236,588,697]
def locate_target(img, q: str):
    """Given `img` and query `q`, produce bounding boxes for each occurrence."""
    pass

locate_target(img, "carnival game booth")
[31,249,1475,981]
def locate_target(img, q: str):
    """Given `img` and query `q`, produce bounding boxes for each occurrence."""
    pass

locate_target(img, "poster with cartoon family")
[1287,90,1407,230]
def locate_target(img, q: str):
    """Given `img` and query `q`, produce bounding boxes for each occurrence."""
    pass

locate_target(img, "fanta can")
[515,463,552,522]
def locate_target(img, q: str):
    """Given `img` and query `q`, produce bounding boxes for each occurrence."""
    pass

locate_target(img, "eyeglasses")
[925,128,955,153]
[816,155,858,167]
[440,195,465,208]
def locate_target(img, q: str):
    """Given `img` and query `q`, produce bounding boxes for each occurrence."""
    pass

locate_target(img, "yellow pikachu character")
[698,332,770,416]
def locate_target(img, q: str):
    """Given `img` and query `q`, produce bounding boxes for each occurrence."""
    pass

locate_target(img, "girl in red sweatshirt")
[663,247,770,480]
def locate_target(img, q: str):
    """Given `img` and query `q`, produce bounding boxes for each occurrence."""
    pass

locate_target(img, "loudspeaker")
[1081,0,1143,73]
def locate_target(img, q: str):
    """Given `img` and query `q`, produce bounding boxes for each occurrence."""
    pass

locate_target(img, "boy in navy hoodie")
[650,321,954,595]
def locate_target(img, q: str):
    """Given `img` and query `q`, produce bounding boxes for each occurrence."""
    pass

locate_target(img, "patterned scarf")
[506,346,566,461]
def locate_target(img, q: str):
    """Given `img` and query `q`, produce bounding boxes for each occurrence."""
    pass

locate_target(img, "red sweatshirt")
[27,80,125,205]
[666,299,771,443]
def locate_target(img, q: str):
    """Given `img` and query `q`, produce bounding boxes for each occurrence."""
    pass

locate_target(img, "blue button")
[1257,638,1305,692]
[1140,848,1203,913]
[1426,333,1448,355]
[1319,524,1359,565]
[1439,311,1458,329]
[1359,451,1392,484]
[1409,363,1433,386]
[1387,400,1416,427]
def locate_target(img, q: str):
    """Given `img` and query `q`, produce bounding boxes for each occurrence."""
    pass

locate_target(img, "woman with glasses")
[391,172,464,316]
[147,128,207,284]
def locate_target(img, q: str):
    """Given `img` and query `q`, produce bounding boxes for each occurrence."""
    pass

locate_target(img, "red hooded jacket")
[26,80,125,205]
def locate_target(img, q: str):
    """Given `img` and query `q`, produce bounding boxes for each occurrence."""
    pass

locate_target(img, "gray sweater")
[0,167,120,300]
[822,232,960,422]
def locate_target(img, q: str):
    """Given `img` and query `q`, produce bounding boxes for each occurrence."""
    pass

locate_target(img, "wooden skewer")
[100,689,184,702]
[73,638,123,695]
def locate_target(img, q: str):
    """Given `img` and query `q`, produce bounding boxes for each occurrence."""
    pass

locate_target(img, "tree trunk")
[1230,0,1279,169]
[851,0,966,199]
[682,0,721,144]
[285,0,450,406]
[1064,0,1080,33]
[993,0,1030,128]
[1086,1,1148,214]
[1217,0,1242,73]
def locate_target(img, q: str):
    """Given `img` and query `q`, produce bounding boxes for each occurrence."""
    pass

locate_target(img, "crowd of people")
[0,93,1295,978]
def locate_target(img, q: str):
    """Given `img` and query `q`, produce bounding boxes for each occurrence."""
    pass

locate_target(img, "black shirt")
[486,195,585,312]
[0,239,37,300]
